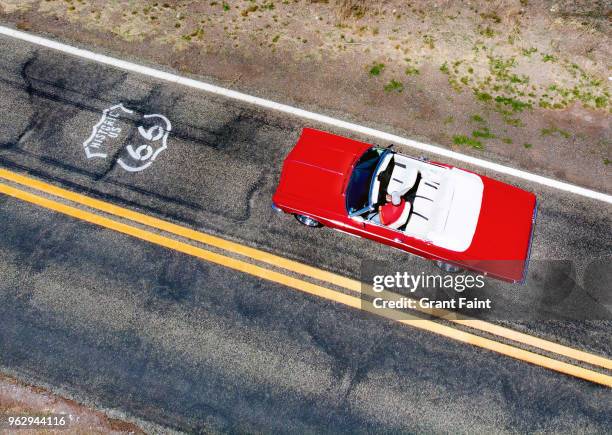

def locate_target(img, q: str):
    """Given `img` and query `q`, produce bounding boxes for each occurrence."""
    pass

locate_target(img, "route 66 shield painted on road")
[83,103,172,172]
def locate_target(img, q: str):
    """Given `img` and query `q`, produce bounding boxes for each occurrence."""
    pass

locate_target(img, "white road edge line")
[1,25,611,204]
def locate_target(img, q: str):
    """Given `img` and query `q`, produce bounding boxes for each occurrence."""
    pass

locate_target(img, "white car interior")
[366,151,484,252]
[369,152,392,205]
[387,162,419,198]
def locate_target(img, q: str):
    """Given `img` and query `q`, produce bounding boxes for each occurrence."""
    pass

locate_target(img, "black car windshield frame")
[346,147,390,217]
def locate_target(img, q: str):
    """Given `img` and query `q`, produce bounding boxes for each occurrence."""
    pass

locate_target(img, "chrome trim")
[271,203,284,214]
[333,228,361,238]
[295,214,321,227]
[435,260,464,273]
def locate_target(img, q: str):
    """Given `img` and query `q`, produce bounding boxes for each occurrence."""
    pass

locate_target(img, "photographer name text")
[373,297,491,310]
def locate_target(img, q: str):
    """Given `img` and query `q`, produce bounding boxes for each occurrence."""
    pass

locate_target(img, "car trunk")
[460,176,537,283]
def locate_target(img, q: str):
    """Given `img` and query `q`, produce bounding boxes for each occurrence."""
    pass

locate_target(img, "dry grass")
[309,0,375,19]
[3,0,609,113]
[337,0,369,18]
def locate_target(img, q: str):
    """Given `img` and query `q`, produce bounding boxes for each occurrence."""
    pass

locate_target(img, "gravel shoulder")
[0,0,610,193]
[0,372,146,434]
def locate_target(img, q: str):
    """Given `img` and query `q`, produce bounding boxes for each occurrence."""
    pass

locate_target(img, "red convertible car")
[272,128,537,283]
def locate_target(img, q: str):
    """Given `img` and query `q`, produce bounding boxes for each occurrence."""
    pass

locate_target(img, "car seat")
[387,163,419,198]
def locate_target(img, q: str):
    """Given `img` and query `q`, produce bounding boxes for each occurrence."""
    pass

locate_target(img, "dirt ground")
[0,0,610,193]
[0,373,145,434]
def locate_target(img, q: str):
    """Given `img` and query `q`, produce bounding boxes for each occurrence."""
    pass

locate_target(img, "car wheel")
[294,214,322,228]
[435,260,464,273]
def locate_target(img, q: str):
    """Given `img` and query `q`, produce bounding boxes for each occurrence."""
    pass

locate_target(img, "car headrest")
[387,165,419,197]
[370,153,394,205]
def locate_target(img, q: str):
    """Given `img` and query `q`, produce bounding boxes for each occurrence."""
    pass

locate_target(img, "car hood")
[273,128,372,215]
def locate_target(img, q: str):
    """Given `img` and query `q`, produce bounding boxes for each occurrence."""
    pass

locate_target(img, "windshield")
[345,147,386,215]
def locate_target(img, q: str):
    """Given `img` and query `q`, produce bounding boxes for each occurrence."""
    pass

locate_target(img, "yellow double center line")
[0,168,610,387]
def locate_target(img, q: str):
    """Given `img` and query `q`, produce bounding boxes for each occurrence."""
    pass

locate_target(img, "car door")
[363,219,407,250]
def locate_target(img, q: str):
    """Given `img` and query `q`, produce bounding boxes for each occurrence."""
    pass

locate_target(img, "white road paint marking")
[84,102,171,173]
[83,103,131,159]
[118,113,171,172]
[1,25,610,203]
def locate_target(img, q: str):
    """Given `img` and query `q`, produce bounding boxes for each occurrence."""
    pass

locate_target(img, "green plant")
[480,26,495,38]
[541,126,571,138]
[509,74,529,84]
[472,128,496,139]
[523,143,533,148]
[504,117,523,127]
[475,91,492,102]
[384,79,404,93]
[595,96,607,108]
[521,47,537,57]
[405,65,419,75]
[494,96,531,112]
[369,62,385,76]
[470,114,485,123]
[502,137,513,144]
[453,135,483,149]
[489,56,516,77]
[443,116,454,124]
[541,53,557,62]
[439,62,449,74]
[222,2,230,11]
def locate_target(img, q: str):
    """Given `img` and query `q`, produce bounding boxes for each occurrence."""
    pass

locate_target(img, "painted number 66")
[118,114,172,172]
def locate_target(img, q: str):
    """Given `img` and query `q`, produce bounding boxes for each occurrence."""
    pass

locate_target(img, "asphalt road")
[0,34,610,433]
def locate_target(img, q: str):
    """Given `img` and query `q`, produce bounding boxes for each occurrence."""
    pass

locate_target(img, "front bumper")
[271,202,284,214]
